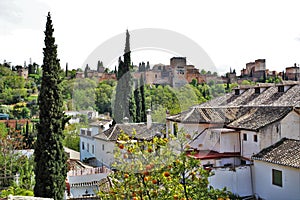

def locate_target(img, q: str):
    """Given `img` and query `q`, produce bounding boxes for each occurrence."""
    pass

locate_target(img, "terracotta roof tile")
[227,106,293,131]
[252,138,300,169]
[97,123,165,141]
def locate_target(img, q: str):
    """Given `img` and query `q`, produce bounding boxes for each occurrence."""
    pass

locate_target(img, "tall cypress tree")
[65,62,68,77]
[140,74,146,122]
[34,12,69,200]
[114,30,132,123]
[134,80,141,122]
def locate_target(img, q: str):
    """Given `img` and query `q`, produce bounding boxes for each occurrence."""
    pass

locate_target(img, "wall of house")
[259,122,282,153]
[80,127,97,161]
[199,129,220,152]
[166,120,221,137]
[253,160,300,200]
[208,165,253,197]
[241,130,260,159]
[94,139,115,167]
[69,172,109,198]
[220,132,240,153]
[281,111,300,140]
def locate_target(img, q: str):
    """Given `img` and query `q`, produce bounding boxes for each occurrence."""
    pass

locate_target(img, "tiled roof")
[167,106,249,124]
[200,83,300,107]
[96,123,165,141]
[252,138,300,169]
[227,106,293,131]
[167,83,299,130]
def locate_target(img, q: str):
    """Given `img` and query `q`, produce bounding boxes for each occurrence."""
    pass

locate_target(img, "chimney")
[123,117,129,124]
[146,109,152,129]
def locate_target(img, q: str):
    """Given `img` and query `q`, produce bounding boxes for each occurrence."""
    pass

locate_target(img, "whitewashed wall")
[253,160,300,200]
[208,166,253,197]
[220,132,240,153]
[69,172,109,198]
[241,130,260,159]
[94,138,115,167]
[80,131,96,161]
[281,111,300,140]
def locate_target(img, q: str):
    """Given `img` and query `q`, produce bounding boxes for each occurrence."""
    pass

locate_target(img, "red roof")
[187,150,240,160]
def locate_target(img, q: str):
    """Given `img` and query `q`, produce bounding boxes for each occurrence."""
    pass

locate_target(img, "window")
[255,88,260,94]
[272,169,282,187]
[278,86,284,92]
[243,133,247,141]
[235,89,240,95]
[82,142,85,150]
[87,131,91,136]
[241,160,246,165]
[173,123,178,137]
[92,145,95,154]
[254,135,258,142]
[87,143,90,152]
[102,144,105,151]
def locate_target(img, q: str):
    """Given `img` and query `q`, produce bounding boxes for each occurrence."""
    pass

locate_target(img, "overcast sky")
[1,0,300,75]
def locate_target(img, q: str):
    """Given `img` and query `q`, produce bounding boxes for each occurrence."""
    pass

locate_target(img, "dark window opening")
[254,135,258,142]
[278,86,284,92]
[235,89,240,95]
[255,88,260,94]
[173,123,178,137]
[272,169,282,187]
[243,133,247,141]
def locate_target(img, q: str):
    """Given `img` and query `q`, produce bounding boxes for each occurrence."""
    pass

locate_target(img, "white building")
[166,82,300,198]
[67,166,110,198]
[80,120,112,163]
[79,112,165,167]
[252,138,300,200]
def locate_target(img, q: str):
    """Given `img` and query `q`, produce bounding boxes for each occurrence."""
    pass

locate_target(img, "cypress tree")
[65,62,68,77]
[129,91,136,123]
[34,12,69,200]
[140,75,146,122]
[114,30,133,123]
[84,64,89,78]
[134,80,141,123]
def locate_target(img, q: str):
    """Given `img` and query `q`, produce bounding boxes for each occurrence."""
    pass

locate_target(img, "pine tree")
[34,12,69,200]
[140,74,146,122]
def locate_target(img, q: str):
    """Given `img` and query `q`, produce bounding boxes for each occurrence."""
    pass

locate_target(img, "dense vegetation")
[98,130,238,199]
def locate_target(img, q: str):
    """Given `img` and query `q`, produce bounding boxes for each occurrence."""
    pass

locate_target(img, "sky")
[1,0,300,75]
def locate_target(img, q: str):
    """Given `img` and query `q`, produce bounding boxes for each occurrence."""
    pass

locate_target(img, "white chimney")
[123,117,129,124]
[146,109,152,129]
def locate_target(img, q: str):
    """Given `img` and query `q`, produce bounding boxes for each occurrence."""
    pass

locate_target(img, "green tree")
[114,30,133,123]
[34,12,69,200]
[140,75,146,122]
[95,80,116,115]
[98,130,236,199]
[134,80,141,123]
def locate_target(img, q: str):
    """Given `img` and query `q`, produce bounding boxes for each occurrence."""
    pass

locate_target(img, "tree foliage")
[34,12,68,200]
[98,130,235,199]
[114,30,133,123]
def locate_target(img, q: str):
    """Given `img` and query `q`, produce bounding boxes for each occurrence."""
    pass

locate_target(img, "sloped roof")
[95,123,165,141]
[167,106,249,124]
[227,106,293,131]
[167,83,299,130]
[252,138,300,169]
